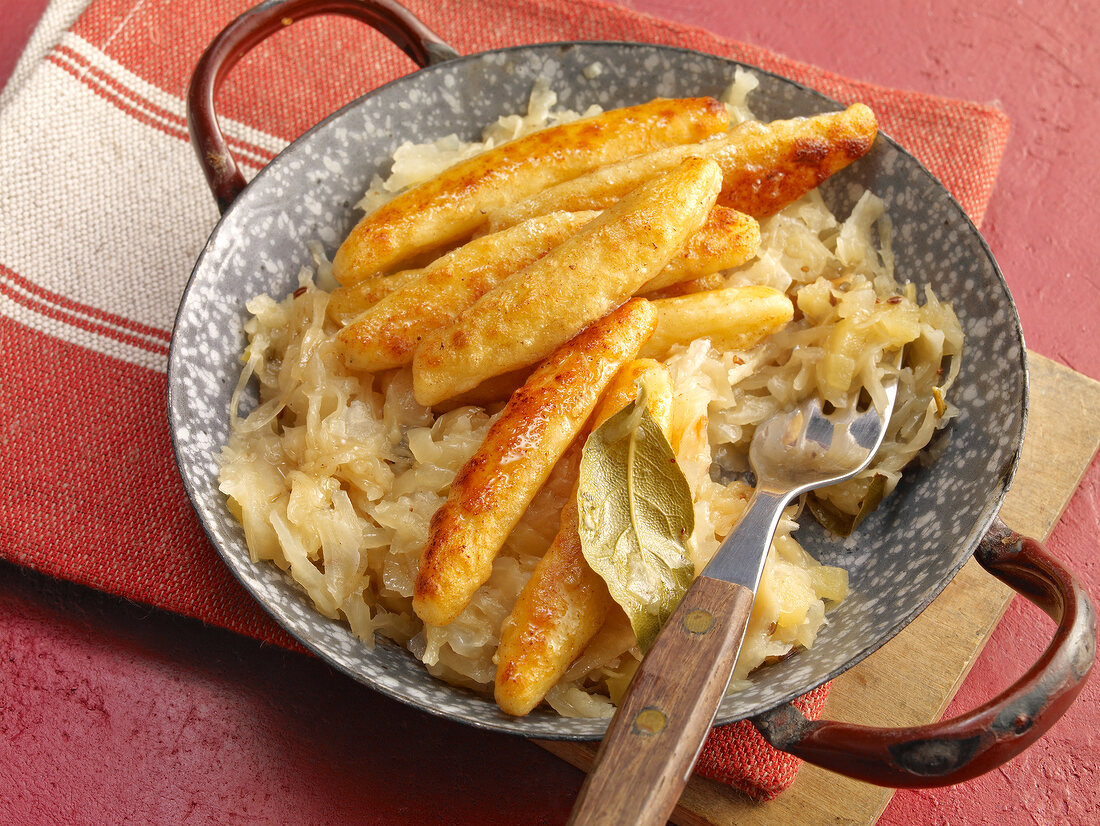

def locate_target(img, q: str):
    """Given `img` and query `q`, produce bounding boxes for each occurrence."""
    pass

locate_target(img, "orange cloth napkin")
[0,0,1009,801]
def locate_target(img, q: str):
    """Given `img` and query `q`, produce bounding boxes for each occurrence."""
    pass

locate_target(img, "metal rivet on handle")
[632,708,668,736]
[683,609,715,635]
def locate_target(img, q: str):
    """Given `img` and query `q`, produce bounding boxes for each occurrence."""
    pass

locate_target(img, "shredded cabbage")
[219,79,963,714]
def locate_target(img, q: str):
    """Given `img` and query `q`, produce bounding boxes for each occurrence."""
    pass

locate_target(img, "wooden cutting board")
[539,352,1100,825]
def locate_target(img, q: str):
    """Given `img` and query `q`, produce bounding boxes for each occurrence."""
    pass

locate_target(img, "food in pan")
[331,95,730,283]
[218,71,962,717]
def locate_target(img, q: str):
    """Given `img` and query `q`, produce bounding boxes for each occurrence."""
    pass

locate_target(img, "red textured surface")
[1,1,1097,825]
[0,0,49,83]
[0,567,580,825]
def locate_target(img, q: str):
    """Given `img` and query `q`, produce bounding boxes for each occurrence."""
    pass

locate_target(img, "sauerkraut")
[218,72,962,715]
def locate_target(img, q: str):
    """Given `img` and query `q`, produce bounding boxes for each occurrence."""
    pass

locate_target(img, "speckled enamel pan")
[169,0,1094,787]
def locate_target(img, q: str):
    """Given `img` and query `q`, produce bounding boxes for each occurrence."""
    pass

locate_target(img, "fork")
[568,368,901,826]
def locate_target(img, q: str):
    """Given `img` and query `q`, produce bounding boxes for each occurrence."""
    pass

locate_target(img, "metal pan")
[168,0,1095,787]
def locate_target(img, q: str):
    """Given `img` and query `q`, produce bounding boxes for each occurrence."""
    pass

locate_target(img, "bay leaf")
[576,392,695,651]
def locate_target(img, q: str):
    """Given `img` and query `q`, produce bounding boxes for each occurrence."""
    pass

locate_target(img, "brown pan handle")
[752,517,1096,787]
[187,0,459,213]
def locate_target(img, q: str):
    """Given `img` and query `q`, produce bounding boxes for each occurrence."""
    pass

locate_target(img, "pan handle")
[187,0,459,213]
[751,518,1096,787]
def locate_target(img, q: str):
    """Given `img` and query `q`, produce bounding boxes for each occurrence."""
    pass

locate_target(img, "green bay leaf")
[576,393,695,651]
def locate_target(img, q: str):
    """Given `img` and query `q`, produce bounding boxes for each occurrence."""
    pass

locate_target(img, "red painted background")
[1,1,1096,824]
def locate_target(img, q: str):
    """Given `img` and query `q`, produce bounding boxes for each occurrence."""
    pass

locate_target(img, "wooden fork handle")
[567,575,754,826]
